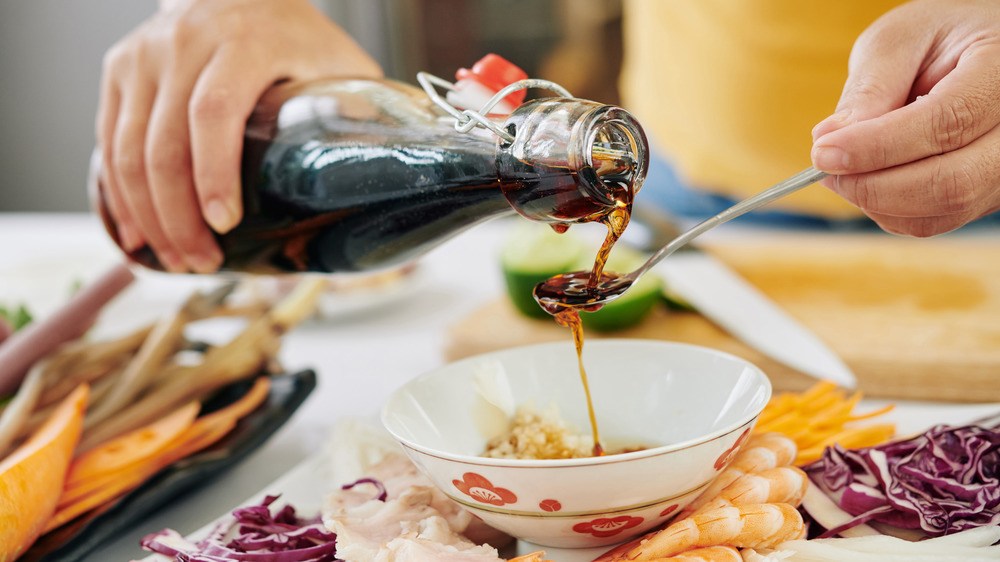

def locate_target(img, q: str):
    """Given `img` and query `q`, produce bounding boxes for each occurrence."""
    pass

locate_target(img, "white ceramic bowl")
[381,339,771,549]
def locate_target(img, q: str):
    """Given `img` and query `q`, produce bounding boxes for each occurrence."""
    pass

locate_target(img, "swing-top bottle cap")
[448,54,528,114]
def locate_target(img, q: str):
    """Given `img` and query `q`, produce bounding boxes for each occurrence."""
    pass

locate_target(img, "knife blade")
[627,207,856,388]
[652,251,857,388]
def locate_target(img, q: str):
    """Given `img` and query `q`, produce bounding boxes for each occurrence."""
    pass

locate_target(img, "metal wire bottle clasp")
[416,71,573,144]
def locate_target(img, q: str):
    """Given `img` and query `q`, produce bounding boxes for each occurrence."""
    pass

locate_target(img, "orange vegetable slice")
[65,400,200,488]
[754,381,896,466]
[46,376,271,533]
[195,375,272,424]
[0,384,88,562]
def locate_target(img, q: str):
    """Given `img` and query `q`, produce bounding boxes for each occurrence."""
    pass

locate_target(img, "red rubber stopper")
[455,54,529,108]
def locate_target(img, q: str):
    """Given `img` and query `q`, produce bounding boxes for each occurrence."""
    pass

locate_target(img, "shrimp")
[508,552,553,562]
[685,466,810,519]
[679,432,797,518]
[646,545,742,561]
[613,503,805,561]
[593,530,658,561]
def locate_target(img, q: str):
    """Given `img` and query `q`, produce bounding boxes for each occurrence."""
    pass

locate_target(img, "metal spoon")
[533,166,829,309]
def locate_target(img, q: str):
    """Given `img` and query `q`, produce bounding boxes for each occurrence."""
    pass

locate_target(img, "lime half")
[575,247,663,332]
[500,223,587,319]
[500,223,663,330]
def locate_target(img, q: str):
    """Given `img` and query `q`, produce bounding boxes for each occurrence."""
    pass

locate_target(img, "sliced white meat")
[323,480,387,517]
[365,452,512,549]
[374,536,502,562]
[406,513,476,548]
[328,486,449,561]
[372,516,502,562]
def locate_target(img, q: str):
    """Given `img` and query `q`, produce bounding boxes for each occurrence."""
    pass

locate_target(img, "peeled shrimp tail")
[508,551,554,562]
[686,466,809,520]
[679,433,796,518]
[646,545,742,561]
[592,528,660,561]
[618,503,804,561]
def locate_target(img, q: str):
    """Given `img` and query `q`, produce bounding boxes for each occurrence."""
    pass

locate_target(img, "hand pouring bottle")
[93,55,649,274]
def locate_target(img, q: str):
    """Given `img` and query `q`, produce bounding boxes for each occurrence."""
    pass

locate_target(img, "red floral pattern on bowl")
[539,499,562,512]
[714,427,752,470]
[573,515,644,538]
[452,472,517,507]
[659,503,679,518]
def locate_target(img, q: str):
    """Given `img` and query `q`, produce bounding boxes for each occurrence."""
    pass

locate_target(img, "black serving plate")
[21,368,317,562]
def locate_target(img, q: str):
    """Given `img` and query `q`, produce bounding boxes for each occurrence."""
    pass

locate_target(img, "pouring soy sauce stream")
[535,166,829,309]
[533,166,828,456]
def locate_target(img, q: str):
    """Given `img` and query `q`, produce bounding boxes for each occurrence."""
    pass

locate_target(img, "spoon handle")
[636,166,829,277]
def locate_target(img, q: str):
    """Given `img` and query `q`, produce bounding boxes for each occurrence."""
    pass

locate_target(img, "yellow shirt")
[620,0,905,218]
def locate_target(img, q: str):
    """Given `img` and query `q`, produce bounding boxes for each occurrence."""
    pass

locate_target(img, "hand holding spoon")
[533,166,829,310]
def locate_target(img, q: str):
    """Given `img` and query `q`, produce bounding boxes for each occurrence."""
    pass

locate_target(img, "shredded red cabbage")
[340,477,387,502]
[139,478,384,562]
[804,417,1000,537]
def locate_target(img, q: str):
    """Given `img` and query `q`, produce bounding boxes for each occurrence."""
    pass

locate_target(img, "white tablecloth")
[0,213,997,560]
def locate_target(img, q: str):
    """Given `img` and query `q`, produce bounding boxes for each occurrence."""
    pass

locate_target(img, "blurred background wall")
[0,0,621,212]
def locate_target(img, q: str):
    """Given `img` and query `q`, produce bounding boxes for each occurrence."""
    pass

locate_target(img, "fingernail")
[186,247,223,274]
[158,248,187,273]
[118,222,143,251]
[812,110,852,140]
[828,109,852,123]
[813,146,850,173]
[204,198,235,233]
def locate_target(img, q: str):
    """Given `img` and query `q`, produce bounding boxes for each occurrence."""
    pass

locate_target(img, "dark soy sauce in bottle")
[93,78,647,276]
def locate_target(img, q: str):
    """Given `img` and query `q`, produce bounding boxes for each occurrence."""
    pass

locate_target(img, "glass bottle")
[93,59,648,274]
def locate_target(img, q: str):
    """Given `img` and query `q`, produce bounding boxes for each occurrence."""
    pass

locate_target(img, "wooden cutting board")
[444,234,1000,402]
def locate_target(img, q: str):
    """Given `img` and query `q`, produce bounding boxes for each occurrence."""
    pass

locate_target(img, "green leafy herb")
[0,304,33,331]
